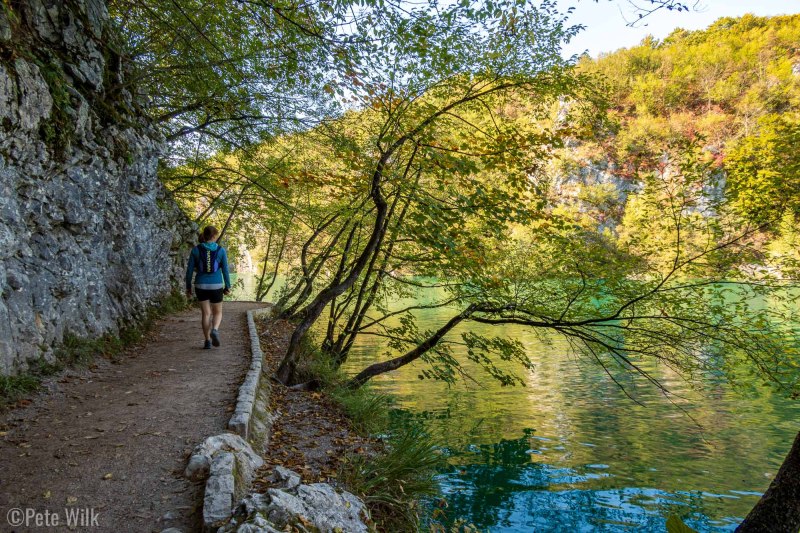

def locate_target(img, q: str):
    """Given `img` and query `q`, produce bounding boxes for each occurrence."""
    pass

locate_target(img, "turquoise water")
[229,272,273,301]
[235,274,799,531]
[339,295,799,532]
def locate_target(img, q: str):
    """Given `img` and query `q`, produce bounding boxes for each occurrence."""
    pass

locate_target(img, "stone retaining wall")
[182,307,371,533]
[228,307,274,452]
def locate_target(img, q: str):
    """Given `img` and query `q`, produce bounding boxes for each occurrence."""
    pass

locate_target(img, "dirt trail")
[0,301,265,533]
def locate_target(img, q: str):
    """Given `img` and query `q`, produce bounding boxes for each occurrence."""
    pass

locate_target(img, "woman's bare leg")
[211,302,223,330]
[200,300,212,341]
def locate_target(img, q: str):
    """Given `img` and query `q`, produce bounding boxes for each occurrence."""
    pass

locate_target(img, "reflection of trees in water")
[432,429,737,532]
[436,430,541,530]
[383,352,788,530]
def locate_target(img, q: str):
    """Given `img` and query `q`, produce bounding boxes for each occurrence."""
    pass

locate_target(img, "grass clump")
[339,426,443,532]
[58,333,120,365]
[0,373,43,405]
[295,336,391,434]
[328,384,391,435]
[295,334,444,531]
[55,289,190,366]
[0,289,190,409]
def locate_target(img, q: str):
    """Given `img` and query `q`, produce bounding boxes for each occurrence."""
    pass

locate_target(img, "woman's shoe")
[203,340,212,349]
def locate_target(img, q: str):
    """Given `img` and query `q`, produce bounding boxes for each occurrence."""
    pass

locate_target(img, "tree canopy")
[110,3,800,402]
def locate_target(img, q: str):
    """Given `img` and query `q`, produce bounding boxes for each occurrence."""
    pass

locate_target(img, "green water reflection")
[339,289,799,532]
[233,274,798,531]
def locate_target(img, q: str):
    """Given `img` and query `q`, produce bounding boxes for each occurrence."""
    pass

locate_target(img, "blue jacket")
[186,242,231,291]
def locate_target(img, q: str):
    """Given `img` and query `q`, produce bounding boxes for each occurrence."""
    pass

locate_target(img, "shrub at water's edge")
[294,334,448,532]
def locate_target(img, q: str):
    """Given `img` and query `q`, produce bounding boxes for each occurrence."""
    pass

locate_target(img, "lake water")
[234,274,799,532]
[340,292,799,532]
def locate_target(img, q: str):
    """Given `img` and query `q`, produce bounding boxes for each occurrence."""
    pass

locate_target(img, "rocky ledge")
[183,432,369,533]
[221,466,370,533]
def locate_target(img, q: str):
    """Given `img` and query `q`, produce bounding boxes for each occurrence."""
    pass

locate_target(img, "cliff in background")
[547,15,800,231]
[0,0,194,375]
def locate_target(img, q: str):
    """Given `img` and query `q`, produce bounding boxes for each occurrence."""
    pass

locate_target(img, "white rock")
[235,518,282,533]
[185,453,211,482]
[272,466,301,490]
[225,483,369,533]
[264,489,308,526]
[185,433,264,483]
[296,484,368,533]
[203,451,236,529]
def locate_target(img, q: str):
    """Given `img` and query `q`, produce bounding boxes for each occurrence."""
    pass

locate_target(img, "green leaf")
[666,515,699,533]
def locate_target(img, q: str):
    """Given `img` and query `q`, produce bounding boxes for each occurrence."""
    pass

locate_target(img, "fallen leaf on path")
[43,490,51,499]
[103,473,113,480]
[66,496,78,505]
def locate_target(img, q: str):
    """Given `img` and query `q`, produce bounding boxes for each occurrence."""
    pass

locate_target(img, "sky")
[561,0,800,58]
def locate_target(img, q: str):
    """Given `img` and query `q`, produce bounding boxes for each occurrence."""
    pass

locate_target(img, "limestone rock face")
[0,0,194,374]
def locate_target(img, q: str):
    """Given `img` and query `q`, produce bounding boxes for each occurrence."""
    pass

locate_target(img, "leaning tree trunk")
[736,431,800,533]
[275,82,519,385]
[256,223,289,302]
[276,222,328,315]
[254,226,274,301]
[217,184,250,242]
[346,305,476,389]
[275,167,390,384]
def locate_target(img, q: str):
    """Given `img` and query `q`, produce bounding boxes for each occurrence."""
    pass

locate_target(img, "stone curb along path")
[184,307,274,532]
[182,306,371,533]
[227,307,271,443]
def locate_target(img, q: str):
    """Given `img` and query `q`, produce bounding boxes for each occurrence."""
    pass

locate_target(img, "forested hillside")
[554,14,800,261]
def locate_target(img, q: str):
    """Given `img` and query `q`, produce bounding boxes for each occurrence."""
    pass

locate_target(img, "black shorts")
[195,288,224,303]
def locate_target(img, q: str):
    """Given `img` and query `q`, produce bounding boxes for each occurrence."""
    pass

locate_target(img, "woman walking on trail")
[186,226,231,349]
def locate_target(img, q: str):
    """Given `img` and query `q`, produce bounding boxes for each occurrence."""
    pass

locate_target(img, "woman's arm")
[185,248,196,295]
[221,248,232,292]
